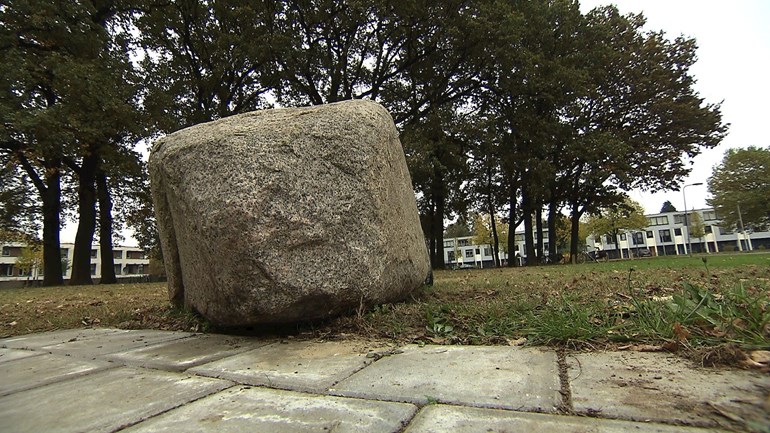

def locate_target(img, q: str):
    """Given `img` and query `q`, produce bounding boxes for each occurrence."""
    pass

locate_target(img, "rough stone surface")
[150,100,431,326]
[403,405,720,433]
[567,351,770,427]
[330,345,561,411]
[122,386,417,433]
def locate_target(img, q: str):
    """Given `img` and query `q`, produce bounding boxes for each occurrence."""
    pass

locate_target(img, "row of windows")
[3,247,146,260]
[88,249,146,259]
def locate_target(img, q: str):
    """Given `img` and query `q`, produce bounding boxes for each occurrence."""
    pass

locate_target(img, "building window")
[633,232,644,245]
[2,264,13,276]
[620,233,627,241]
[702,210,717,221]
[515,244,520,251]
[674,214,686,225]
[90,249,98,259]
[458,239,470,247]
[674,228,682,236]
[443,240,454,248]
[90,264,97,275]
[114,264,122,275]
[484,247,490,256]
[705,226,713,234]
[1,246,9,256]
[646,231,654,239]
[60,248,69,258]
[447,251,455,262]
[648,216,669,226]
[515,234,525,242]
[465,249,474,258]
[127,250,146,259]
[605,235,614,244]
[659,229,672,242]
[113,250,123,259]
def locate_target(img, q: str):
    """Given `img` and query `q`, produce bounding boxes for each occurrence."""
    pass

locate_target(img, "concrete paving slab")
[0,348,42,364]
[106,333,266,372]
[403,404,723,433]
[567,351,770,427]
[40,328,194,359]
[0,353,112,396]
[330,345,561,411]
[0,366,232,433]
[122,385,417,433]
[0,327,123,350]
[189,340,382,393]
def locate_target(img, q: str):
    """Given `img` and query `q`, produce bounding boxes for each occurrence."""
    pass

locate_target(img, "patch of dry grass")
[2,253,768,369]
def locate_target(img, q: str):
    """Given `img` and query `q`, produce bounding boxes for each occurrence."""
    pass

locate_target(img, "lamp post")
[682,182,704,256]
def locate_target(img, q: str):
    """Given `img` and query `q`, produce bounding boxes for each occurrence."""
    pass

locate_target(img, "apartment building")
[588,208,768,258]
[443,207,770,268]
[0,242,150,286]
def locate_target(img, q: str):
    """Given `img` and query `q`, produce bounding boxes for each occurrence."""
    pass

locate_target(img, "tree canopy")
[707,146,770,231]
[1,0,728,274]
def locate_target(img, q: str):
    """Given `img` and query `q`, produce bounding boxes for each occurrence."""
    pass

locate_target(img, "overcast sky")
[579,0,770,213]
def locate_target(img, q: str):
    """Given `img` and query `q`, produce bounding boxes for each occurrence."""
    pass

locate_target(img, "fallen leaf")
[749,350,770,365]
[506,337,527,346]
[673,322,690,342]
[618,344,664,352]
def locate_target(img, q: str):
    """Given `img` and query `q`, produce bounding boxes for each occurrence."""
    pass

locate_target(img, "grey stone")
[0,348,42,364]
[330,345,561,411]
[0,353,112,396]
[189,339,382,393]
[106,333,264,371]
[567,351,770,427]
[149,100,430,326]
[40,328,194,358]
[122,385,417,433]
[0,367,232,433]
[403,405,722,433]
[0,327,123,350]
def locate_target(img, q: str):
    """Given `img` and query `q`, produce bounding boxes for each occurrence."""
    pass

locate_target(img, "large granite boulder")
[149,100,431,326]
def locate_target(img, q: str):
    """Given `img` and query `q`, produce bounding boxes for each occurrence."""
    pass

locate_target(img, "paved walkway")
[0,328,767,432]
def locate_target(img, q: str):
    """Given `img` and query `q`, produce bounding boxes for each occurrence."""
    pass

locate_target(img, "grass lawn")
[2,252,768,366]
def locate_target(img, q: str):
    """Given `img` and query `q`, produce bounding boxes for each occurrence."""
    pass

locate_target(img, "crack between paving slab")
[109,383,240,433]
[556,349,574,415]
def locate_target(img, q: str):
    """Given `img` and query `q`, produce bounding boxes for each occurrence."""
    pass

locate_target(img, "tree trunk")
[489,206,500,267]
[434,191,446,269]
[70,155,98,285]
[42,167,64,286]
[96,171,117,284]
[535,205,544,262]
[507,179,517,267]
[547,197,558,257]
[569,204,583,264]
[522,191,535,266]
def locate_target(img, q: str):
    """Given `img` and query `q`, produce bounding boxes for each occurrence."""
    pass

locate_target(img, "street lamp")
[682,182,704,256]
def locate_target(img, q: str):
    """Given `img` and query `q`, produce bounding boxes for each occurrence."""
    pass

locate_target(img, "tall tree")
[688,211,706,253]
[0,1,95,285]
[586,197,648,258]
[707,146,770,231]
[561,6,726,261]
[137,0,275,131]
[660,200,677,213]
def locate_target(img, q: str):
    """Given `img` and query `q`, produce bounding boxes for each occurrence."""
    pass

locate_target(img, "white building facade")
[442,207,770,268]
[1,242,150,286]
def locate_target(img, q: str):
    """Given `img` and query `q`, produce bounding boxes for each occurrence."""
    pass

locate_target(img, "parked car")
[634,248,653,258]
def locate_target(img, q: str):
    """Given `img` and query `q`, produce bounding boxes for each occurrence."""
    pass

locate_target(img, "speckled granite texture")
[150,100,430,326]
